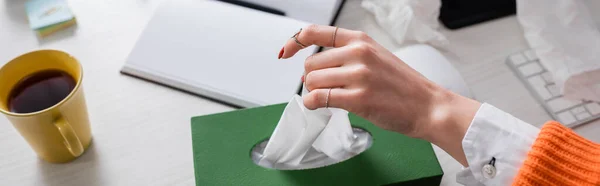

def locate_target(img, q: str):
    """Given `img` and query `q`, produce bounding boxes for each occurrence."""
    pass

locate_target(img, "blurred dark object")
[439,0,516,29]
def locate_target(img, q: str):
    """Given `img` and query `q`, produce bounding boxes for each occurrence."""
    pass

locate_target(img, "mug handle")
[54,117,84,157]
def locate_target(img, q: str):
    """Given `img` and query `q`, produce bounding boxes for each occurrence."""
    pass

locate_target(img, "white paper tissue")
[517,0,600,101]
[255,95,371,170]
[361,0,448,47]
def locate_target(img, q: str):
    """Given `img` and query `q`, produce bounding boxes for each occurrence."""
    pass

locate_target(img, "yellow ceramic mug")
[0,50,92,163]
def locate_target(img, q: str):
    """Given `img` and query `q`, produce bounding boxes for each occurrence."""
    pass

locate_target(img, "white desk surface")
[1,0,599,185]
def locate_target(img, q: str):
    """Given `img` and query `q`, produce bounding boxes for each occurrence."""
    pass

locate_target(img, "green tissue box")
[191,103,443,185]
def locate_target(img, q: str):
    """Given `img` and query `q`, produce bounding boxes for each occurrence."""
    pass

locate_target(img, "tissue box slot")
[251,127,373,170]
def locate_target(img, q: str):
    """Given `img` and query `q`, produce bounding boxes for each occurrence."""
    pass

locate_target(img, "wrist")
[422,86,481,166]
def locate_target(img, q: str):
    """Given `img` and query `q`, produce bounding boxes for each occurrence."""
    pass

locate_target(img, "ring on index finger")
[292,28,307,48]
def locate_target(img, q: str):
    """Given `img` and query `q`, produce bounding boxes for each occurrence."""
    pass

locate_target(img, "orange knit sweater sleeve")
[512,121,600,186]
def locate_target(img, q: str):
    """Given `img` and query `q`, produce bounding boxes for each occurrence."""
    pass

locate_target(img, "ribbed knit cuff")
[512,121,600,186]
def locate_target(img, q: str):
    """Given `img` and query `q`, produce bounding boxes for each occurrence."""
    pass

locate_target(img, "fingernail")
[278,47,284,59]
[301,75,304,82]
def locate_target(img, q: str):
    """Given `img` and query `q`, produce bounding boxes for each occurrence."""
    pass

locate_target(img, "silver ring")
[292,28,307,48]
[325,88,332,108]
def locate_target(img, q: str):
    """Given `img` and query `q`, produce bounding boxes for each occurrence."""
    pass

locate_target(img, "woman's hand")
[280,25,480,166]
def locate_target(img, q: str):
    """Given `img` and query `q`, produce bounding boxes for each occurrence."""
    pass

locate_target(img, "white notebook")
[121,0,318,107]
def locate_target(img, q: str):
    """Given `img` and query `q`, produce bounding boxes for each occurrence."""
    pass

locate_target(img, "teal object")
[191,103,443,185]
[25,0,74,29]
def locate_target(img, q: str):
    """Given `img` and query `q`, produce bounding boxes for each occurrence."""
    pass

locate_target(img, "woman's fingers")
[281,25,360,59]
[303,47,351,72]
[304,66,355,91]
[303,88,353,110]
[278,24,374,111]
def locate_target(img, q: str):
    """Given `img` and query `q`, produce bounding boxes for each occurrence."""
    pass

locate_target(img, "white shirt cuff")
[457,103,540,185]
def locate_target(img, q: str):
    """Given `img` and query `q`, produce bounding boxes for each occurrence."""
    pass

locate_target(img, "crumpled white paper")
[517,0,600,101]
[361,0,448,47]
[256,93,371,170]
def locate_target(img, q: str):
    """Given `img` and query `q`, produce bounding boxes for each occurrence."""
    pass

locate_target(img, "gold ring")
[332,26,339,47]
[292,28,307,48]
[326,88,332,108]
